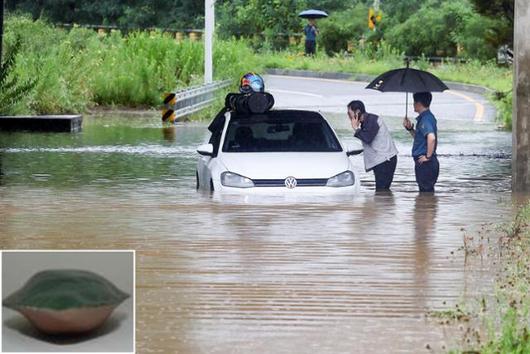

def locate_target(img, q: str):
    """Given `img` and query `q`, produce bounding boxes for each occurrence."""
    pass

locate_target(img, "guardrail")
[56,23,303,42]
[162,80,231,123]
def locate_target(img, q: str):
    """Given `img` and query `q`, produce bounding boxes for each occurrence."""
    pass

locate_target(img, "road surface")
[267,74,494,123]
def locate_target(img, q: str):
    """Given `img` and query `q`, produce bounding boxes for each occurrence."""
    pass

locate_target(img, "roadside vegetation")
[428,203,530,353]
[0,0,512,128]
[477,203,530,353]
[6,0,513,60]
[0,36,36,115]
[1,16,260,115]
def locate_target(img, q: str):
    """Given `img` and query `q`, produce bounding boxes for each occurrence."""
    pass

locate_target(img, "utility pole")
[204,0,214,84]
[513,0,530,192]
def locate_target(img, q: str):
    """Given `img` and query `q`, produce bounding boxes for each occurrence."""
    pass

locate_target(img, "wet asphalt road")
[266,74,495,122]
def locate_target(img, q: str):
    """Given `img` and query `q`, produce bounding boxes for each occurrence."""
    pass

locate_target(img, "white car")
[196,109,358,194]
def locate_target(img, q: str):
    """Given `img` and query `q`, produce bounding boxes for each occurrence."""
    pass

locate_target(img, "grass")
[427,303,472,323]
[2,15,513,128]
[2,16,260,115]
[446,203,530,353]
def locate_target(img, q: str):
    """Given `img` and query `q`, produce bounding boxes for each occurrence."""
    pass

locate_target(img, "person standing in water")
[403,92,439,193]
[348,100,399,190]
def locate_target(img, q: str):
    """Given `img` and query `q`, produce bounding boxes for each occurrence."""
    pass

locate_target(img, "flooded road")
[0,78,516,353]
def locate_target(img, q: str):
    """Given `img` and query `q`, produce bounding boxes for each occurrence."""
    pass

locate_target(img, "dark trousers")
[372,155,397,190]
[414,155,440,192]
[305,40,316,56]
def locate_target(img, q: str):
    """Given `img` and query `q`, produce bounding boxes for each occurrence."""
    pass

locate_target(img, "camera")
[225,92,275,115]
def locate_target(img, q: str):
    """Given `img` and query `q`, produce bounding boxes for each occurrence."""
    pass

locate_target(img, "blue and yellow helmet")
[239,72,265,93]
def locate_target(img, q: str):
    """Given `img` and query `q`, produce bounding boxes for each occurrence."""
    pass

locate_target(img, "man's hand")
[350,116,361,130]
[417,155,430,164]
[403,117,413,130]
[348,109,361,130]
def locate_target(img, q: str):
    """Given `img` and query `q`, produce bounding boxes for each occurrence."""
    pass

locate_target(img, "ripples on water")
[0,113,515,353]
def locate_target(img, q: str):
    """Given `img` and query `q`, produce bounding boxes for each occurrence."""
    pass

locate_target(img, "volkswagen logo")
[284,176,297,189]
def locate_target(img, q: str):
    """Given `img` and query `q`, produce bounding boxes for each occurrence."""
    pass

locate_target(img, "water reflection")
[0,151,4,185]
[162,126,177,142]
[413,194,438,310]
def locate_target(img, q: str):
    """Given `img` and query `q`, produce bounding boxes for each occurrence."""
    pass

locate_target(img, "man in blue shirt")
[403,92,439,192]
[303,19,319,56]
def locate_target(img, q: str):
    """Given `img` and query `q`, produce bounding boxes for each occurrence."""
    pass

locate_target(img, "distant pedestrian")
[348,100,398,190]
[403,92,439,193]
[303,19,319,56]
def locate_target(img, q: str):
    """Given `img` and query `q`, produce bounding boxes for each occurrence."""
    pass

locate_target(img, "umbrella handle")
[405,92,408,119]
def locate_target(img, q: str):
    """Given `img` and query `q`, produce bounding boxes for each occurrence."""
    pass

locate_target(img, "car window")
[222,111,342,153]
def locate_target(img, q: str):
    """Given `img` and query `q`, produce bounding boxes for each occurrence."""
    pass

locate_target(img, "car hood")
[219,152,351,179]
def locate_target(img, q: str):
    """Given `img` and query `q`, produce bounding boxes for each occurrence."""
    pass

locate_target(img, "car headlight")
[326,171,355,187]
[221,172,255,188]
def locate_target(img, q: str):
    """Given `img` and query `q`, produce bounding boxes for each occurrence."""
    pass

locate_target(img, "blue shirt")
[304,25,317,41]
[412,110,437,158]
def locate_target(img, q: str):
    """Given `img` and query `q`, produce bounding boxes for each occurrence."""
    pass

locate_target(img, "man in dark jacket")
[348,100,398,190]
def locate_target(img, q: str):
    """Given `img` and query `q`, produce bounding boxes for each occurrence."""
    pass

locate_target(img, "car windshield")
[222,111,342,153]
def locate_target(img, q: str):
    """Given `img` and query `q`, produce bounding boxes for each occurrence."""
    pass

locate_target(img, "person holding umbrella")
[299,10,328,56]
[365,60,447,193]
[403,92,439,193]
[303,19,319,56]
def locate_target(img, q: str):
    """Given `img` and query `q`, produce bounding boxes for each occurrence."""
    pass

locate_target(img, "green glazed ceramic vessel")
[3,269,129,334]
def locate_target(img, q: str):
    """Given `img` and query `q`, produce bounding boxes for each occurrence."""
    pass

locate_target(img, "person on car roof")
[207,73,274,156]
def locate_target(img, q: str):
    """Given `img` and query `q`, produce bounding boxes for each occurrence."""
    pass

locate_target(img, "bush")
[318,4,368,56]
[318,21,349,55]
[385,0,473,57]
[454,13,499,60]
[3,15,265,113]
[5,17,96,113]
[493,91,512,129]
[0,37,37,115]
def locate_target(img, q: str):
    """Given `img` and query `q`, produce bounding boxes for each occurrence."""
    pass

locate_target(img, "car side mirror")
[346,149,363,157]
[197,143,214,157]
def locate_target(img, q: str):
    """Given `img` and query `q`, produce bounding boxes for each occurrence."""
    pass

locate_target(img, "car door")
[197,113,230,190]
[197,153,214,189]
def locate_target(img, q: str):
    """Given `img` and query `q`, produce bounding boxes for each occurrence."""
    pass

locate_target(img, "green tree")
[217,0,302,49]
[454,14,498,59]
[6,0,203,29]
[385,0,495,59]
[469,0,513,23]
[469,0,513,47]
[304,0,359,13]
[381,0,424,24]
[318,3,368,55]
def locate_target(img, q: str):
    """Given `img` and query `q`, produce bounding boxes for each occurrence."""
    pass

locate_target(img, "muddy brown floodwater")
[0,112,516,353]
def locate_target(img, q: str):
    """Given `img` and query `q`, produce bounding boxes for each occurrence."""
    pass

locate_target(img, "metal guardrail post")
[162,80,231,123]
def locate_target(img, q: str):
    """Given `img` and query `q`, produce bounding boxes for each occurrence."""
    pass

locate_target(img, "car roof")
[230,109,326,121]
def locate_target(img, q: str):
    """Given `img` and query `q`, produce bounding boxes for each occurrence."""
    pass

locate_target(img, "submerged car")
[196,109,358,194]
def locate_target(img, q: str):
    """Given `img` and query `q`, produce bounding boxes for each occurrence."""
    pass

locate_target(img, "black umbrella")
[299,9,328,19]
[365,61,448,118]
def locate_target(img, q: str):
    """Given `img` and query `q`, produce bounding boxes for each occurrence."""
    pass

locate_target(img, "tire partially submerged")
[3,269,129,335]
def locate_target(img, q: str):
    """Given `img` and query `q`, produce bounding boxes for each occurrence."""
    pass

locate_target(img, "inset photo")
[2,250,135,353]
